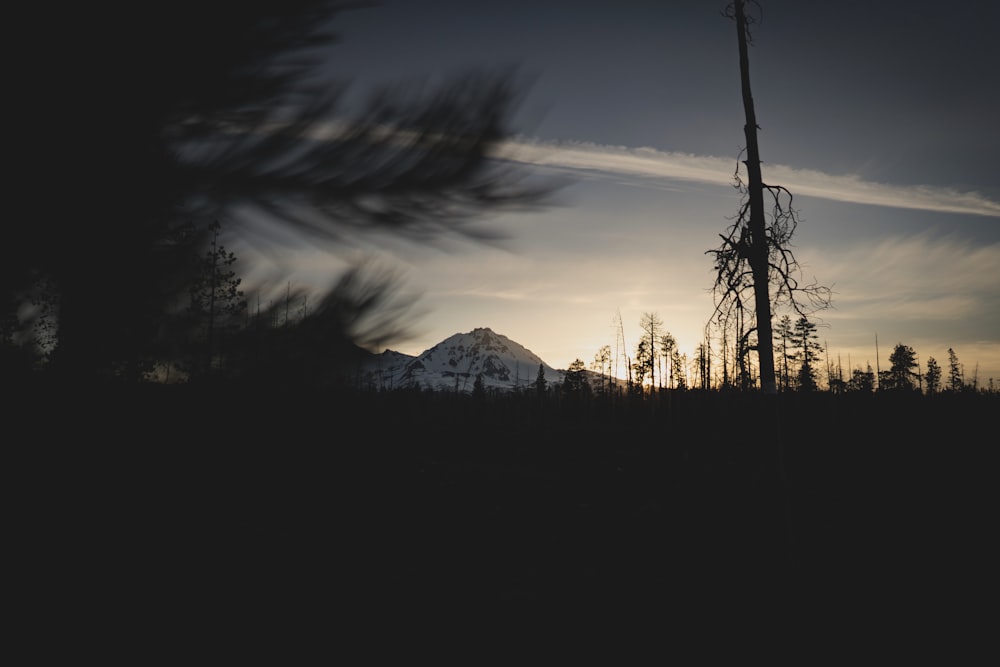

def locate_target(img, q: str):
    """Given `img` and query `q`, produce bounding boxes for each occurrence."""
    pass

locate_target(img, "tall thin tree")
[639,312,663,390]
[734,0,775,393]
[708,1,831,394]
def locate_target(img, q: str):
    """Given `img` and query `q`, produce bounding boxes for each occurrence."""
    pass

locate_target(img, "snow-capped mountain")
[361,327,565,393]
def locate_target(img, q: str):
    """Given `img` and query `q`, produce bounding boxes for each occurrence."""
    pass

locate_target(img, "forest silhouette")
[6,0,994,651]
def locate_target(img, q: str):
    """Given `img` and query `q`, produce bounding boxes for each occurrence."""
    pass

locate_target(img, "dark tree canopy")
[8,1,553,383]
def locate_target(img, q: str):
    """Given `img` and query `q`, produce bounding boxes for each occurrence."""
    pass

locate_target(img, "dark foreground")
[10,385,996,657]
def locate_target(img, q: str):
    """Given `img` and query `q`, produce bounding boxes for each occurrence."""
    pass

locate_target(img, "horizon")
[369,322,993,390]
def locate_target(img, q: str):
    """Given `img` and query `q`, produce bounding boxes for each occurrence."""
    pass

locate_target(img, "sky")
[238,0,1000,386]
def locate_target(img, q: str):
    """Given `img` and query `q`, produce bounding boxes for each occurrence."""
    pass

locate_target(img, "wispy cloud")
[495,138,1000,218]
[807,232,1000,331]
[821,233,1000,297]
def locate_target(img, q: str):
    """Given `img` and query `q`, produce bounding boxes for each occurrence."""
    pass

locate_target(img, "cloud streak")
[813,233,1000,318]
[495,139,1000,218]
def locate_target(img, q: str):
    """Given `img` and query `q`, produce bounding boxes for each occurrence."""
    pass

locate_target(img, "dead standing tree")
[706,0,833,576]
[708,0,831,394]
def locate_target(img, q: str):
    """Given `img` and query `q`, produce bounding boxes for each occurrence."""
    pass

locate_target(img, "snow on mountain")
[361,327,565,393]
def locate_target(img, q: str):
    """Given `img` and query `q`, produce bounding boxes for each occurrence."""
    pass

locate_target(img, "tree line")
[546,311,995,399]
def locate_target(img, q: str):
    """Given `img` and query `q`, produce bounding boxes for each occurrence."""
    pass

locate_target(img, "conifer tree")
[887,343,919,391]
[660,332,676,390]
[947,348,964,392]
[535,363,547,396]
[632,339,652,390]
[671,350,688,390]
[793,316,822,391]
[188,221,247,377]
[925,356,941,395]
[562,359,590,397]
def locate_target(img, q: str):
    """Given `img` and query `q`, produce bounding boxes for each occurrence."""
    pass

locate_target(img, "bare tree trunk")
[735,0,777,394]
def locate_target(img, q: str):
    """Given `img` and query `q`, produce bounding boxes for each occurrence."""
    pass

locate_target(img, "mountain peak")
[360,327,563,392]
